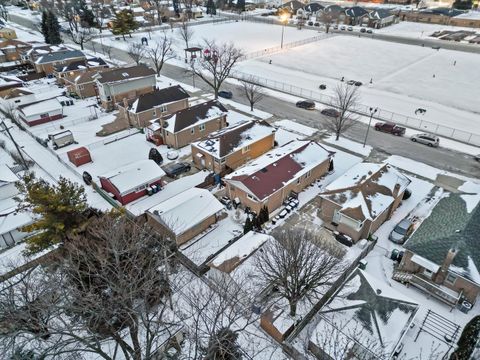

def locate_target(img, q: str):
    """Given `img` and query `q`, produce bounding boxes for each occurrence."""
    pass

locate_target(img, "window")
[242,145,251,154]
[445,273,457,285]
[306,170,312,178]
[190,128,195,134]
[199,124,206,131]
[296,178,301,184]
[160,104,167,113]
[247,194,255,200]
[40,113,49,119]
[423,269,433,279]
[106,96,111,101]
[152,110,156,116]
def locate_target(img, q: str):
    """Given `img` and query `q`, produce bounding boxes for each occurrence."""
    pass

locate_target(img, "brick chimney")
[392,183,401,199]
[434,248,457,285]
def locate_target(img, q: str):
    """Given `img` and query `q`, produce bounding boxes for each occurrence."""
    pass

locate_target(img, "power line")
[1,119,29,170]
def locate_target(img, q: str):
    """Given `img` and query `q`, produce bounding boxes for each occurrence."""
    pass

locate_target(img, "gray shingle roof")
[130,85,190,113]
[405,194,480,283]
[35,50,85,64]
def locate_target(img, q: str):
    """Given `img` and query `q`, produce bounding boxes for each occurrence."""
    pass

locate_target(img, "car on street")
[162,162,192,178]
[340,26,346,30]
[354,81,362,86]
[347,26,353,31]
[314,22,320,27]
[321,108,340,117]
[218,90,233,99]
[347,80,356,85]
[360,28,366,33]
[389,218,415,244]
[308,21,313,26]
[410,133,440,147]
[374,122,406,136]
[367,29,373,34]
[334,24,339,30]
[296,100,316,110]
[475,154,480,162]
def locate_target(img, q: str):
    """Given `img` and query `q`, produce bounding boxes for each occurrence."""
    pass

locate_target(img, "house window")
[190,128,195,134]
[247,194,255,200]
[40,113,49,119]
[296,178,301,184]
[106,96,111,101]
[242,145,251,154]
[423,269,433,279]
[152,110,156,116]
[199,124,206,131]
[135,184,147,192]
[160,104,167,113]
[445,273,457,285]
[306,170,312,178]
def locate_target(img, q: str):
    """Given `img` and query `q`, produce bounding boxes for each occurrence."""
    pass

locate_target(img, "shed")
[67,147,92,167]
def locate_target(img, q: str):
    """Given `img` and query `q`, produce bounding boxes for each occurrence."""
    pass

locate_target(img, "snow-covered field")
[96,21,320,56]
[236,35,480,136]
[377,21,480,39]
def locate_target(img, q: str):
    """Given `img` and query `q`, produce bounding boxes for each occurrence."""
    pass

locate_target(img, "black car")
[296,100,315,110]
[218,90,233,99]
[367,29,373,34]
[162,162,191,178]
[354,81,362,86]
[321,108,340,117]
[314,22,320,27]
[307,21,313,26]
[360,28,366,33]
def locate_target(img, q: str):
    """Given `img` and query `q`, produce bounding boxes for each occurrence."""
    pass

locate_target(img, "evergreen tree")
[205,328,242,360]
[76,0,96,27]
[236,0,245,12]
[46,11,62,45]
[259,205,269,224]
[15,173,89,254]
[206,0,217,15]
[41,11,50,44]
[111,9,139,40]
[243,216,253,234]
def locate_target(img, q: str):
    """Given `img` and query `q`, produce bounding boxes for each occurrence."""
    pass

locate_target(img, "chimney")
[392,183,401,199]
[434,248,457,285]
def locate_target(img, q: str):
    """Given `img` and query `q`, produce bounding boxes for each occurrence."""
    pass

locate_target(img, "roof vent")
[376,289,382,295]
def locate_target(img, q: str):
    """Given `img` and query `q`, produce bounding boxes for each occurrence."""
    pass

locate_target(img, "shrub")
[450,315,480,360]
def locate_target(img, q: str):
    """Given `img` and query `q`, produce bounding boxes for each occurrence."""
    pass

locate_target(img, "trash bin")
[391,249,400,261]
[358,259,368,270]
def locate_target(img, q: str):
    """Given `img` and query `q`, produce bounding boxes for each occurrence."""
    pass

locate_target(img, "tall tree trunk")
[289,300,297,317]
[129,321,142,360]
[335,130,340,141]
[250,102,253,111]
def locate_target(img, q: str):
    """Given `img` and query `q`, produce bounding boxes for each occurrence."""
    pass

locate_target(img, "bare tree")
[101,43,113,60]
[240,78,265,111]
[178,20,194,50]
[318,11,333,33]
[150,0,165,25]
[325,83,360,141]
[0,214,178,360]
[70,27,96,50]
[127,43,146,65]
[147,33,175,76]
[91,0,110,32]
[191,40,243,99]
[254,229,344,317]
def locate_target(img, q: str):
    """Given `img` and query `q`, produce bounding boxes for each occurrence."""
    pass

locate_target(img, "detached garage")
[17,98,63,126]
[67,147,92,167]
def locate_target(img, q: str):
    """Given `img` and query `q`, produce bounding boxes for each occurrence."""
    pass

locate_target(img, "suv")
[162,162,191,177]
[410,133,439,147]
[218,90,233,99]
[374,122,406,136]
[296,100,315,110]
[321,108,340,117]
[389,218,414,244]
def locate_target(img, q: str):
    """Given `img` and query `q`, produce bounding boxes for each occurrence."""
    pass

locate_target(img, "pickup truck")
[374,122,406,136]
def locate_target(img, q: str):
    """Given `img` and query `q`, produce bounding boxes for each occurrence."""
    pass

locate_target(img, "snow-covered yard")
[376,20,480,39]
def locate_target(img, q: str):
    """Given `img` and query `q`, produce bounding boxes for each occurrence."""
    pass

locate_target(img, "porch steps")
[392,271,413,284]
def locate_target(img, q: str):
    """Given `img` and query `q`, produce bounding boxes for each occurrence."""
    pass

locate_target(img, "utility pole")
[0,120,29,169]
[363,107,378,148]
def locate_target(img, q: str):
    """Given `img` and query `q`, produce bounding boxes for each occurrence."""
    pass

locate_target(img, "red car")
[374,122,406,136]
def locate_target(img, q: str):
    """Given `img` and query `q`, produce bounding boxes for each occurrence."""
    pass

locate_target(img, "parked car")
[296,100,315,110]
[314,22,320,27]
[389,218,415,244]
[346,79,356,85]
[220,196,232,209]
[374,122,406,136]
[347,26,353,31]
[307,21,313,26]
[354,81,362,86]
[367,29,373,34]
[321,108,340,117]
[474,154,480,162]
[333,24,339,30]
[340,26,346,30]
[218,90,233,99]
[319,84,327,90]
[410,133,439,147]
[162,162,191,177]
[360,27,366,33]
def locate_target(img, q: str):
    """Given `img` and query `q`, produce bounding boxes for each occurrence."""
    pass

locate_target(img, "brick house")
[224,140,334,215]
[22,44,67,65]
[53,57,108,85]
[0,75,24,97]
[319,163,410,243]
[34,49,87,75]
[398,192,480,305]
[191,120,275,175]
[147,100,228,149]
[0,40,32,63]
[147,187,225,245]
[99,159,166,205]
[63,70,105,99]
[94,64,156,111]
[118,85,190,128]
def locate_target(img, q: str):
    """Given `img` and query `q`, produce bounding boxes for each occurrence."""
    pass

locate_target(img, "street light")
[280,15,289,49]
[363,107,378,148]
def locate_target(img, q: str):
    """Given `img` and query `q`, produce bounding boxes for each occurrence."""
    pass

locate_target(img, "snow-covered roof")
[225,140,332,201]
[148,187,224,236]
[192,120,274,159]
[163,100,227,134]
[100,159,166,195]
[35,49,85,64]
[311,269,418,358]
[0,164,17,184]
[322,163,411,221]
[209,231,272,273]
[0,198,33,236]
[410,254,440,273]
[9,87,64,108]
[18,98,62,117]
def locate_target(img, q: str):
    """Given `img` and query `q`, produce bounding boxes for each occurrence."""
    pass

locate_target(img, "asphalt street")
[8,13,480,179]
